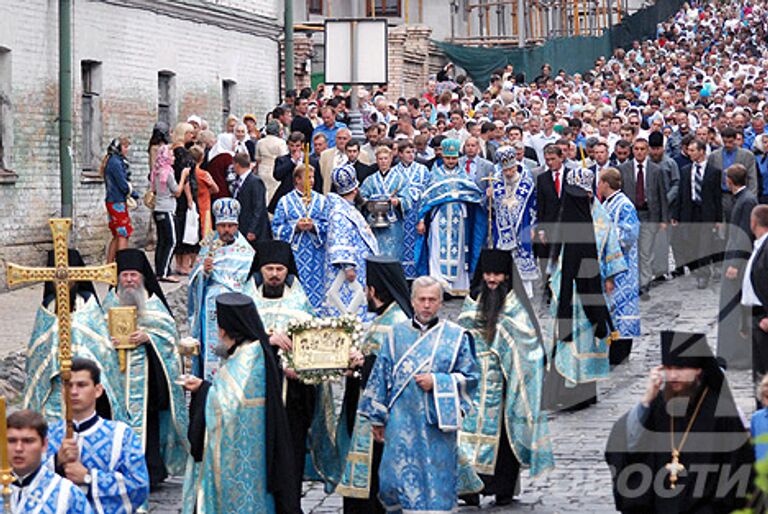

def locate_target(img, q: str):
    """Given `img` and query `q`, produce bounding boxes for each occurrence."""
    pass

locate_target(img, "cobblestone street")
[135,272,754,513]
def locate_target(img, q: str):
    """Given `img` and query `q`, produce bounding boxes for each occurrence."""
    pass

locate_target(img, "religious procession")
[2,0,768,512]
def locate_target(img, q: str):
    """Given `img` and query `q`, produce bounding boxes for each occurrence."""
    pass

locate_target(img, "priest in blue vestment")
[323,163,380,319]
[24,249,127,424]
[597,167,641,366]
[188,198,256,379]
[47,358,149,514]
[360,145,411,261]
[336,256,413,513]
[542,168,627,412]
[394,140,431,279]
[272,163,328,312]
[415,139,485,296]
[181,292,301,514]
[2,410,92,514]
[358,276,479,513]
[247,240,340,494]
[457,249,554,506]
[490,147,539,298]
[103,249,188,490]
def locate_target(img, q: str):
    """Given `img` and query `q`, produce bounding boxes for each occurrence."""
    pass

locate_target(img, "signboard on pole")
[324,19,388,85]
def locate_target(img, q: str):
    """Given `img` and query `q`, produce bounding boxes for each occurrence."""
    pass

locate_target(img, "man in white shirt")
[530,113,559,164]
[742,205,768,395]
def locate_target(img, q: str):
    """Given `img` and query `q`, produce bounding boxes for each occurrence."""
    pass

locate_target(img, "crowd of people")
[6,0,768,513]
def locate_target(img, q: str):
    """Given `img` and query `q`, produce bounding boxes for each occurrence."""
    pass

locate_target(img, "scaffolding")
[450,0,627,46]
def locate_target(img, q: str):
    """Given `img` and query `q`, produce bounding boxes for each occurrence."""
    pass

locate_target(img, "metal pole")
[607,0,614,27]
[518,0,525,46]
[59,0,73,218]
[284,0,294,93]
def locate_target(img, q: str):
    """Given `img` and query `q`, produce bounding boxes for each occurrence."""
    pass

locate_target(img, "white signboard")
[324,19,388,85]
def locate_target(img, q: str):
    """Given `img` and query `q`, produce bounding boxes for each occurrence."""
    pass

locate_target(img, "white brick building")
[0,0,281,286]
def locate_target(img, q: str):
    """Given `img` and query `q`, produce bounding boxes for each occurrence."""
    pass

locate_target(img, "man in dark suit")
[536,143,565,270]
[231,151,270,247]
[742,205,768,394]
[717,164,759,369]
[290,97,315,144]
[618,138,668,299]
[672,138,722,289]
[269,132,321,214]
[345,140,375,185]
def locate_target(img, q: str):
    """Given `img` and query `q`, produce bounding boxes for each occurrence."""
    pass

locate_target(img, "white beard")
[117,285,147,316]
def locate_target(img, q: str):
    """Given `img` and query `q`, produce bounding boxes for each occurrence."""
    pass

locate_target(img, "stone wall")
[281,32,315,93]
[0,0,281,289]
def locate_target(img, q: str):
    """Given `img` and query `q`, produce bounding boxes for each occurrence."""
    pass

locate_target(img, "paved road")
[138,272,754,513]
[0,271,752,513]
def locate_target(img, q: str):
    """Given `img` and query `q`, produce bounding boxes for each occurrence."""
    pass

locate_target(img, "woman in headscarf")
[99,136,136,263]
[206,133,236,202]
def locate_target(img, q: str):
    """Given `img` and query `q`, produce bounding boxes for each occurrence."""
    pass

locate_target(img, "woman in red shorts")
[100,137,137,262]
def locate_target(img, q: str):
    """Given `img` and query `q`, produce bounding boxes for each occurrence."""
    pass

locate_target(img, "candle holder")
[176,337,200,385]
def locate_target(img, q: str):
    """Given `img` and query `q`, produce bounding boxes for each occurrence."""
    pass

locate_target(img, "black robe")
[188,339,301,514]
[605,384,754,513]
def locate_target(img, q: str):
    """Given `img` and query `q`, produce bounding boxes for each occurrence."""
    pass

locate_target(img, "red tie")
[554,170,561,196]
[465,158,472,174]
[636,162,646,207]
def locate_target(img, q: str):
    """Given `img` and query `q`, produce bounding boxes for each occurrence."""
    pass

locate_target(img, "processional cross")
[480,176,500,248]
[5,219,117,438]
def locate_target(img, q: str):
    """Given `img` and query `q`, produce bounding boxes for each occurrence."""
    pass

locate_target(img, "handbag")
[143,190,156,210]
[183,205,200,245]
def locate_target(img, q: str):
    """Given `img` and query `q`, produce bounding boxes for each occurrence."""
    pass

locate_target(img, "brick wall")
[386,24,446,101]
[0,0,280,289]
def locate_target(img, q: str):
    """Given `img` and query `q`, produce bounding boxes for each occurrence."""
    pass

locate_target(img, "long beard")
[213,342,231,359]
[663,379,703,415]
[117,285,146,316]
[476,281,509,341]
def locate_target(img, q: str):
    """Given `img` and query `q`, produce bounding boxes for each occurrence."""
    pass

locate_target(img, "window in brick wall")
[0,47,15,183]
[222,80,237,131]
[158,71,176,127]
[81,60,103,179]
[308,0,322,15]
[367,0,401,17]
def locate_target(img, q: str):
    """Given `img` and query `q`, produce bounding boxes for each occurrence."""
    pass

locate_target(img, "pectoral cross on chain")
[665,450,685,489]
[6,219,117,438]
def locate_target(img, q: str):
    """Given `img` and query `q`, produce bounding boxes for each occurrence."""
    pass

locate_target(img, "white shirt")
[742,232,768,307]
[531,131,559,164]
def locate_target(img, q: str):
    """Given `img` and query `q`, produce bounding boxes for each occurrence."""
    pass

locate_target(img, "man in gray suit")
[512,141,540,175]
[619,138,669,300]
[460,136,496,189]
[707,127,758,222]
[649,132,681,279]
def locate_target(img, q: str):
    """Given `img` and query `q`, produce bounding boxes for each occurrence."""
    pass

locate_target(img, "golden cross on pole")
[5,219,117,438]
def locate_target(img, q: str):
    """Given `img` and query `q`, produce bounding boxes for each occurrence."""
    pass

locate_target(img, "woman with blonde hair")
[171,122,199,275]
[100,136,136,262]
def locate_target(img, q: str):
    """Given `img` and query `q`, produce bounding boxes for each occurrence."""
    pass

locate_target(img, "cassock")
[271,189,328,312]
[544,183,627,411]
[359,167,411,261]
[323,192,380,319]
[358,317,479,513]
[182,293,301,514]
[47,415,149,513]
[414,162,486,295]
[25,250,126,423]
[336,256,413,513]
[491,155,539,297]
[395,160,431,279]
[246,240,339,493]
[0,465,92,514]
[104,249,188,488]
[606,331,754,513]
[188,229,255,379]
[602,190,641,364]
[457,249,554,501]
